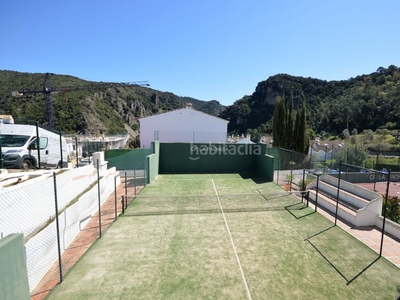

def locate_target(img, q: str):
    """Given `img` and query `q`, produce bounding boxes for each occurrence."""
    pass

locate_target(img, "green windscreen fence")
[256,143,274,181]
[0,234,30,300]
[105,148,152,170]
[159,142,273,178]
[105,142,275,181]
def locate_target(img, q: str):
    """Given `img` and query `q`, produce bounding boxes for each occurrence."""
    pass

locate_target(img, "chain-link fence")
[0,121,68,170]
[275,146,400,269]
[0,163,146,299]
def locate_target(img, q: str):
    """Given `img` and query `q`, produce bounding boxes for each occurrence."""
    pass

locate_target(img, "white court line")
[211,179,252,300]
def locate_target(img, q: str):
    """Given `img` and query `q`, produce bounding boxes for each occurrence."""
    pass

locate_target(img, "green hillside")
[220,65,400,135]
[0,71,225,135]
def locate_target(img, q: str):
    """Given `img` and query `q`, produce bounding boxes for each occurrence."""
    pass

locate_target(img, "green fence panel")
[159,142,264,174]
[106,148,152,170]
[0,234,30,300]
[265,147,280,170]
[256,144,274,181]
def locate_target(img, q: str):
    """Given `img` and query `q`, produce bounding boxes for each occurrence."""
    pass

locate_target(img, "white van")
[0,124,68,169]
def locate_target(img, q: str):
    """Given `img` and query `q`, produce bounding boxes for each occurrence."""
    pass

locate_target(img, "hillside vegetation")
[220,65,400,137]
[0,71,225,135]
[2,66,399,143]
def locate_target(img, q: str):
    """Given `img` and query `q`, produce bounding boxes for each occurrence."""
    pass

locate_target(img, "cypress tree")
[286,93,294,149]
[273,98,309,155]
[299,103,309,154]
[272,97,286,147]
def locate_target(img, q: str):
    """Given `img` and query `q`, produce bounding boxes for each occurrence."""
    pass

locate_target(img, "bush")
[382,195,400,223]
[299,178,314,190]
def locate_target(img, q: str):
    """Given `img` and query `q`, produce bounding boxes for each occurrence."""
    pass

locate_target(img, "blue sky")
[1,0,399,105]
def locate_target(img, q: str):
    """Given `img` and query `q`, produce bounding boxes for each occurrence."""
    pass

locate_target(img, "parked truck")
[0,124,68,169]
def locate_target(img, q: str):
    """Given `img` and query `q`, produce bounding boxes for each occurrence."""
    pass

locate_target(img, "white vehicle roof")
[0,124,62,137]
[0,124,38,135]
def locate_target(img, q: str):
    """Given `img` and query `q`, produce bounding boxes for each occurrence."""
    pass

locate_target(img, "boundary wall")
[147,141,160,184]
[330,172,400,183]
[105,148,152,170]
[25,167,119,291]
[0,160,120,292]
[304,173,400,241]
[0,166,97,239]
[0,234,30,300]
[105,142,274,182]
[159,142,272,174]
[256,143,274,181]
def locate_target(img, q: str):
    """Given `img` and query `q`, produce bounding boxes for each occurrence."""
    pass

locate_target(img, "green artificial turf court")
[47,173,400,299]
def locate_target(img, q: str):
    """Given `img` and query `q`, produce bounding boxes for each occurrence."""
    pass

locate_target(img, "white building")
[139,107,229,148]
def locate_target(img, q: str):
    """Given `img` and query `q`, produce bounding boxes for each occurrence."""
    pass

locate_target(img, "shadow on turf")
[305,225,380,285]
[284,202,315,219]
[120,206,291,217]
[255,188,315,219]
[239,172,269,184]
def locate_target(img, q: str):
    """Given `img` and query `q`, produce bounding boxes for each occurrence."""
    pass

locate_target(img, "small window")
[30,137,48,150]
[39,137,48,149]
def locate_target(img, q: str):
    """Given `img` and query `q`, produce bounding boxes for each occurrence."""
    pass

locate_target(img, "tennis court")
[47,174,400,299]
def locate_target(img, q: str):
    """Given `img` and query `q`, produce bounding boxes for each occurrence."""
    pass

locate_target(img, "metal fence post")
[334,160,343,226]
[0,134,3,169]
[75,136,79,168]
[134,169,137,196]
[53,172,63,283]
[59,130,63,168]
[301,169,305,202]
[114,175,118,220]
[380,170,391,257]
[36,121,41,169]
[97,159,102,238]
[144,157,147,187]
[315,175,320,212]
[125,171,127,199]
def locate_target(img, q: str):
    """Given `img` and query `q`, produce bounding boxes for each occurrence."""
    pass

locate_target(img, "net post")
[121,196,125,214]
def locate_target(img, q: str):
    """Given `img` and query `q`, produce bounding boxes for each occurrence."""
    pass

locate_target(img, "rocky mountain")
[220,65,400,135]
[0,71,226,138]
